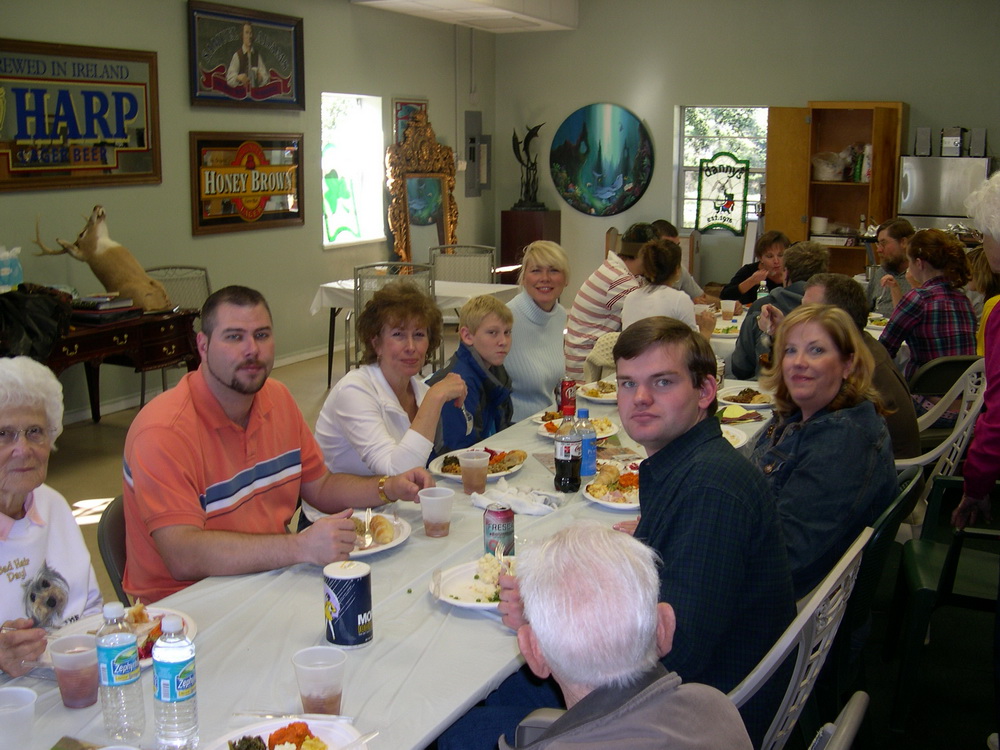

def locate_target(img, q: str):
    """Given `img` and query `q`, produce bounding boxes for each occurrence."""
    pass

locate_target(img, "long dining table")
[310,279,521,387]
[13,382,770,750]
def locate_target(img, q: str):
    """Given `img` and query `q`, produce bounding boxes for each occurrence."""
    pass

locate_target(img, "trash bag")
[0,285,73,361]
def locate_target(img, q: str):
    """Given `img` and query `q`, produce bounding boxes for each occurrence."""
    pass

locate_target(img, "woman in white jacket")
[302,281,466,527]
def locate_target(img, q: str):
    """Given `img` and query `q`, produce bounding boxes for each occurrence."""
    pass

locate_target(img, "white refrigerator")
[897,156,995,231]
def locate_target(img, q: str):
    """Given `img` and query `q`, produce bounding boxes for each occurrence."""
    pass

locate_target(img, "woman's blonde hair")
[518,241,570,285]
[761,304,881,418]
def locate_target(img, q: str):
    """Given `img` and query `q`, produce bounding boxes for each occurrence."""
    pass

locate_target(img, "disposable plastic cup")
[49,633,99,708]
[292,646,347,715]
[418,487,455,537]
[458,450,490,494]
[720,299,737,319]
[0,686,36,750]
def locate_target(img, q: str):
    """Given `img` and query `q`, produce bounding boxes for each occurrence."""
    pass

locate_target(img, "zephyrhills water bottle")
[153,615,198,750]
[756,280,768,301]
[554,405,582,493]
[96,601,145,742]
[576,407,597,477]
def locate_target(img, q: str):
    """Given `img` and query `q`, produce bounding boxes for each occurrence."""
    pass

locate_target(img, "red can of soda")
[483,503,515,555]
[559,377,576,416]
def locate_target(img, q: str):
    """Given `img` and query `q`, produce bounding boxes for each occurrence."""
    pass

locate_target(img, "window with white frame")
[321,92,385,247]
[677,106,768,232]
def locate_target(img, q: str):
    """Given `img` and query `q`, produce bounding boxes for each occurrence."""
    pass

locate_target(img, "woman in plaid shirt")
[879,228,976,382]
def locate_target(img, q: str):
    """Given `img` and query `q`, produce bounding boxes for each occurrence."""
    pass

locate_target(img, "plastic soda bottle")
[153,615,198,750]
[96,602,145,743]
[554,405,582,492]
[576,407,598,477]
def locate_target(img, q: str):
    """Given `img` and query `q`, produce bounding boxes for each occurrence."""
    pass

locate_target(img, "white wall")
[2,0,496,419]
[493,0,1000,297]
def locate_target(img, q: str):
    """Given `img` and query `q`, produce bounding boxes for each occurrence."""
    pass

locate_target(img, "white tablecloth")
[309,280,520,317]
[13,387,768,750]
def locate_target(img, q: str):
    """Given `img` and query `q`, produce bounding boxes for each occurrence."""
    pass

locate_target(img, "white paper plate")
[722,425,748,449]
[536,419,619,440]
[48,607,196,669]
[717,386,775,409]
[581,460,639,510]
[350,515,411,558]
[576,381,618,402]
[430,561,505,610]
[428,451,526,482]
[203,718,364,750]
[713,325,741,339]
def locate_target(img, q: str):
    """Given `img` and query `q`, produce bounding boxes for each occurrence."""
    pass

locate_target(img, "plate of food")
[530,410,564,425]
[536,416,619,439]
[583,460,640,510]
[713,323,741,338]
[47,603,196,668]
[866,314,889,332]
[204,718,365,750]
[428,448,527,482]
[717,386,775,409]
[350,513,411,558]
[577,380,618,402]
[431,554,516,610]
[722,425,749,449]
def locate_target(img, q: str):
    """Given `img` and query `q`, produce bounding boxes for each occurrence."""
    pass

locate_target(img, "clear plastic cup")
[720,299,737,319]
[49,634,99,708]
[0,686,36,750]
[292,646,347,715]
[458,450,490,494]
[418,487,455,537]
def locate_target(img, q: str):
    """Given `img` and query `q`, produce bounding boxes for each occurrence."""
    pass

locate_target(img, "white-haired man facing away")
[498,521,752,749]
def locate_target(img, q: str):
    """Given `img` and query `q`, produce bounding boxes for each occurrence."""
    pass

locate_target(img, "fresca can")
[323,561,373,648]
[559,377,576,416]
[483,503,515,555]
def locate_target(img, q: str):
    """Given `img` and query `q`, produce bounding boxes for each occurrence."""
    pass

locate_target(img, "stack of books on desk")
[71,295,143,324]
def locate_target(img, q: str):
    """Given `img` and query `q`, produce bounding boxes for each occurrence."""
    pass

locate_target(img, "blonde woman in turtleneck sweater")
[504,241,570,421]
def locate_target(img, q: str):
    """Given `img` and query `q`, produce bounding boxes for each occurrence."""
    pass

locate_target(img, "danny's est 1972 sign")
[0,38,160,192]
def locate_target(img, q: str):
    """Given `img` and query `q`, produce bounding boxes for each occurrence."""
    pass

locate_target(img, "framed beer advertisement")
[188,1,304,109]
[0,38,161,192]
[189,131,303,235]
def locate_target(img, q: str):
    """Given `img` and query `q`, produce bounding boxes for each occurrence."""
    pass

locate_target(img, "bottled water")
[576,407,598,477]
[153,615,198,750]
[553,405,581,493]
[756,280,768,301]
[96,602,145,743]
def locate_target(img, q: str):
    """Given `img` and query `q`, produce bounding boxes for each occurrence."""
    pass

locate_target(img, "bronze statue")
[512,123,545,209]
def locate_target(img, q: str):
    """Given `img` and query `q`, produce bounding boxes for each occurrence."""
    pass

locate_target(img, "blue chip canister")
[323,561,373,648]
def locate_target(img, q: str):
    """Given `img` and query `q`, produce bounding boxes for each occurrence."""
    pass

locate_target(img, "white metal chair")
[728,527,871,750]
[141,266,212,405]
[894,357,986,536]
[428,245,496,284]
[344,262,435,372]
[808,691,869,750]
[583,332,619,383]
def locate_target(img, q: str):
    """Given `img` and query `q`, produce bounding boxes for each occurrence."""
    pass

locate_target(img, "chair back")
[605,227,620,258]
[729,527,872,750]
[429,245,496,284]
[583,332,619,383]
[145,266,212,313]
[907,354,982,397]
[350,262,435,367]
[97,495,130,605]
[895,357,986,494]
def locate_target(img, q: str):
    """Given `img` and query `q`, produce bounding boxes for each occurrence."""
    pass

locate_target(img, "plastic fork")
[360,507,374,550]
[460,403,474,435]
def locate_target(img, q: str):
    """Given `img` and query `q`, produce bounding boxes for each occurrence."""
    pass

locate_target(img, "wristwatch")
[377,475,395,503]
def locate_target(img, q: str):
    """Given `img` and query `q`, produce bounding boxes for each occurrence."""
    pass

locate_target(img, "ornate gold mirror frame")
[386,112,458,261]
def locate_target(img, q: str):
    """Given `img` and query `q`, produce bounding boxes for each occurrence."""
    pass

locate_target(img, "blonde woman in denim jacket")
[750,304,898,599]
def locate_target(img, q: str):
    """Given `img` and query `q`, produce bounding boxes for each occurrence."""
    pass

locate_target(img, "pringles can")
[323,561,373,648]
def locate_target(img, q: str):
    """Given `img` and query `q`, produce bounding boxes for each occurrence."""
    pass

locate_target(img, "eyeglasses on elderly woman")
[0,426,55,446]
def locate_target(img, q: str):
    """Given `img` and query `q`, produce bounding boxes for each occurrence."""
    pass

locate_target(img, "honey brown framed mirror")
[386,112,457,261]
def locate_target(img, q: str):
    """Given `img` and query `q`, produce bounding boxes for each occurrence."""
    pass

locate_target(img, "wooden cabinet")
[765,101,906,275]
[500,210,560,284]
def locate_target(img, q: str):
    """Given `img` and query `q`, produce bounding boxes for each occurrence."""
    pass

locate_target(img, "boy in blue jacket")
[428,295,514,454]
